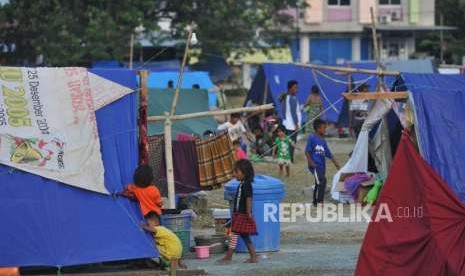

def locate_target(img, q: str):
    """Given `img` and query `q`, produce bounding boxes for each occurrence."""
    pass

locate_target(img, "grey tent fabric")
[369,118,392,178]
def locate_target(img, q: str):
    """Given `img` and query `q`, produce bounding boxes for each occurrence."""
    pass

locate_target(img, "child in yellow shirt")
[140,212,187,271]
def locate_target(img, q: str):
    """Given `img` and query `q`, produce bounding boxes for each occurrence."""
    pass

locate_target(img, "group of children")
[122,111,339,270]
[121,165,186,270]
[223,111,340,206]
[121,159,259,269]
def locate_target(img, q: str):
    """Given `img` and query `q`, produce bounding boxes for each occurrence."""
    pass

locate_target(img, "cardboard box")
[337,181,347,192]
[358,185,373,204]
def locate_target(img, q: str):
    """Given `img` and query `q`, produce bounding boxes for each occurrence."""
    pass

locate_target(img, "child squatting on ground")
[306,119,340,207]
[220,159,258,264]
[273,125,295,177]
[140,212,187,270]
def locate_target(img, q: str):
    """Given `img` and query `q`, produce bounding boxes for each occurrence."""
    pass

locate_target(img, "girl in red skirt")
[220,159,258,263]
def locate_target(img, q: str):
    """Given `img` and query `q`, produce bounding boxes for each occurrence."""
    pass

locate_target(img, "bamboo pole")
[299,63,399,76]
[163,113,176,210]
[370,7,384,91]
[342,92,408,100]
[129,34,134,69]
[148,104,274,122]
[170,29,193,116]
[220,88,228,122]
[165,26,193,209]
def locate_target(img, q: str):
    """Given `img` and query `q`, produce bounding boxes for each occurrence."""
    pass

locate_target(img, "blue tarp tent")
[0,69,157,267]
[399,73,465,202]
[148,71,218,108]
[246,63,376,123]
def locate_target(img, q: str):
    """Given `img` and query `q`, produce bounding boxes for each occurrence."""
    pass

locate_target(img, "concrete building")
[289,0,449,64]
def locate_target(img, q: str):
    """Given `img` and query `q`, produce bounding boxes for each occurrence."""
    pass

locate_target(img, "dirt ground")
[186,137,369,276]
[183,94,369,275]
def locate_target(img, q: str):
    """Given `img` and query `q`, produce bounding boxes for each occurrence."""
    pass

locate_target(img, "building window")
[379,0,401,5]
[328,0,351,6]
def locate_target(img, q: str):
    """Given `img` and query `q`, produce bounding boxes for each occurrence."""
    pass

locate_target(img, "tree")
[0,0,299,66]
[417,0,465,64]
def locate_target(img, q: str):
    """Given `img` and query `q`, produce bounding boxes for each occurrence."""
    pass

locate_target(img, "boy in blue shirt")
[305,119,340,206]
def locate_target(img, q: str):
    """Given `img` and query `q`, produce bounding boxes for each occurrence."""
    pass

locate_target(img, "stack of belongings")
[336,172,376,204]
[148,132,234,196]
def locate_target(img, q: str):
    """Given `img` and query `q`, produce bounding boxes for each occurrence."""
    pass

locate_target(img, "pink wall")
[304,0,323,24]
[327,7,352,22]
[359,0,376,24]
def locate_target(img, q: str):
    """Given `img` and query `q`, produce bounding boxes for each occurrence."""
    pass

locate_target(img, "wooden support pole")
[370,7,384,91]
[165,26,194,209]
[164,113,176,209]
[342,92,408,100]
[170,29,193,116]
[129,34,134,69]
[299,63,399,76]
[148,104,274,122]
[220,88,228,122]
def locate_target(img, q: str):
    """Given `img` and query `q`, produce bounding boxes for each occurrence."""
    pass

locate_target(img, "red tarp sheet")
[356,134,465,276]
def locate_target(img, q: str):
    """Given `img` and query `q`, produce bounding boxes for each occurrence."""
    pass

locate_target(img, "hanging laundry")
[148,134,166,195]
[176,133,197,141]
[139,84,149,165]
[158,140,203,194]
[196,132,235,187]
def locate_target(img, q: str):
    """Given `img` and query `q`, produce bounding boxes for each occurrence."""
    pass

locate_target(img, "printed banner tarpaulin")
[0,67,133,193]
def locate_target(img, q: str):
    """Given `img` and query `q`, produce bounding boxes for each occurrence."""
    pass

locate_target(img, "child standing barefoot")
[273,125,294,178]
[220,159,258,264]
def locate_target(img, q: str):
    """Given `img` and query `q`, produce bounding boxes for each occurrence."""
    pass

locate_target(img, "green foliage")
[418,0,465,63]
[0,0,299,66]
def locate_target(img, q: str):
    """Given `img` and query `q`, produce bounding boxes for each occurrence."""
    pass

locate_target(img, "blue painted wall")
[310,38,352,64]
[290,38,300,62]
[361,37,372,60]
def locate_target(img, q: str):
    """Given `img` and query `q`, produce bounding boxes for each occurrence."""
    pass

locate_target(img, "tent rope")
[314,69,375,86]
[311,68,340,113]
[253,78,373,160]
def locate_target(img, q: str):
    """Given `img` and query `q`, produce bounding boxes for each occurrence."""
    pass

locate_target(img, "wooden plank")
[299,63,400,76]
[342,92,408,100]
[148,104,274,122]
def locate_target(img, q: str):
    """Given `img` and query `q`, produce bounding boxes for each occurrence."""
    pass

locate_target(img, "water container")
[224,175,285,252]
[161,213,192,255]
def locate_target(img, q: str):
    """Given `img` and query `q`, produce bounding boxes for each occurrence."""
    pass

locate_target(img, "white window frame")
[379,0,401,5]
[328,0,351,6]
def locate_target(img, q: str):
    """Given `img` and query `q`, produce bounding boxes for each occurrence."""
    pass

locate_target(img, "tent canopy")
[147,71,218,108]
[148,88,217,138]
[0,69,157,267]
[246,63,377,123]
[409,84,465,202]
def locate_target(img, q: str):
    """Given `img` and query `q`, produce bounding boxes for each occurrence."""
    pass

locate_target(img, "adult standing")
[303,85,324,134]
[281,80,302,162]
[350,83,370,138]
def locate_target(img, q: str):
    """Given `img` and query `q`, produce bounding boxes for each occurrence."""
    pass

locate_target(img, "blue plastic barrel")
[224,175,285,252]
[160,213,192,255]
